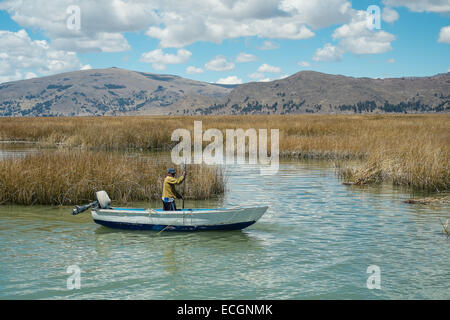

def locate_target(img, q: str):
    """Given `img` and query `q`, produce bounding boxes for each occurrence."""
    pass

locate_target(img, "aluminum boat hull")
[91,206,268,231]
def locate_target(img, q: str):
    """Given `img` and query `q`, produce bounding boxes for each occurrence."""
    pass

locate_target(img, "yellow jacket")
[162,175,185,200]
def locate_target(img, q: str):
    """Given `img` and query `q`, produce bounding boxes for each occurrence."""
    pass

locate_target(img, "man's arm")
[165,175,185,185]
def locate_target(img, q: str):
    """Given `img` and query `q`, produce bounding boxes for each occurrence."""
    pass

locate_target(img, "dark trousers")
[163,201,177,211]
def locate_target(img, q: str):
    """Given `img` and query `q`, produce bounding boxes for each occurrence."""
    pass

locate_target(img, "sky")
[0,0,449,85]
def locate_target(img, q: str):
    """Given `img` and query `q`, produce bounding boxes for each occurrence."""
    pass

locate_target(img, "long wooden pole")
[182,161,186,209]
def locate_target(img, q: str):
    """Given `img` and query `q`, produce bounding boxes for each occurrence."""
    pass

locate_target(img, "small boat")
[92,206,268,231]
[73,191,268,231]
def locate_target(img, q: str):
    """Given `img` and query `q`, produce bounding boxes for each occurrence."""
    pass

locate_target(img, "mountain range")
[0,67,448,116]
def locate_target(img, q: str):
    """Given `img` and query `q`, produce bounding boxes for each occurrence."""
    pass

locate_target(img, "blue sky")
[0,0,449,84]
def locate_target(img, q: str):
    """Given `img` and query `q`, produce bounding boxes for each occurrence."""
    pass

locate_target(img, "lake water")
[0,148,449,299]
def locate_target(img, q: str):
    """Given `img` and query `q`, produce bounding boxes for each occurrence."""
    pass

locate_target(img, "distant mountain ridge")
[0,68,448,116]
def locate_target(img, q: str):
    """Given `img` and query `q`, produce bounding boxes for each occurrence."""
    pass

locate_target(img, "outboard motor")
[72,190,111,215]
[96,190,111,209]
[72,201,98,215]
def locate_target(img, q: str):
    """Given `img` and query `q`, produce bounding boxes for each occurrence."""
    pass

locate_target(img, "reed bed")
[338,142,449,191]
[0,114,449,192]
[0,150,224,205]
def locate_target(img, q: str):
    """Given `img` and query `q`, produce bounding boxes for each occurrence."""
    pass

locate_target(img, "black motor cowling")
[72,201,98,215]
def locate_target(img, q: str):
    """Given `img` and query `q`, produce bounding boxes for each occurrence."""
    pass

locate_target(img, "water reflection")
[93,227,265,258]
[0,143,41,159]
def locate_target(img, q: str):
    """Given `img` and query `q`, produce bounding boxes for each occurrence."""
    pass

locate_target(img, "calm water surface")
[0,149,449,299]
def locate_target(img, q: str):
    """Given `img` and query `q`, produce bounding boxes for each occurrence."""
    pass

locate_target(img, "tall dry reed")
[0,114,448,191]
[0,150,224,205]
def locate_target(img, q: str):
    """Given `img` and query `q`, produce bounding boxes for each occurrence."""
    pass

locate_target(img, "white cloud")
[258,40,280,50]
[0,0,311,50]
[248,72,265,79]
[24,72,37,79]
[279,0,352,28]
[297,61,310,67]
[144,2,315,48]
[248,67,287,82]
[311,7,396,63]
[382,0,450,13]
[0,0,147,52]
[205,56,235,71]
[1,0,395,55]
[257,22,314,40]
[139,48,192,70]
[51,33,130,53]
[236,52,257,63]
[313,44,343,62]
[185,66,204,74]
[217,76,242,84]
[0,29,84,83]
[386,58,395,63]
[382,7,399,23]
[81,64,92,70]
[438,26,450,43]
[1,0,415,54]
[332,10,396,54]
[257,63,282,73]
[2,0,438,80]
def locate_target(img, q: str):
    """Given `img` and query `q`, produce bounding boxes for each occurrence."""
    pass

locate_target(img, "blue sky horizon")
[0,0,449,85]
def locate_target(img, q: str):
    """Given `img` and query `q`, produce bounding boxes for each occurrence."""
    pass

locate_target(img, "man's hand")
[182,171,186,177]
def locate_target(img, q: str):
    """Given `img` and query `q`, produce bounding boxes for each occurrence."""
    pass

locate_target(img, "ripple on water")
[0,161,449,299]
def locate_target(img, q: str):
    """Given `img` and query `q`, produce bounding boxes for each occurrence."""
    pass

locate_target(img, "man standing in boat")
[162,168,186,211]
